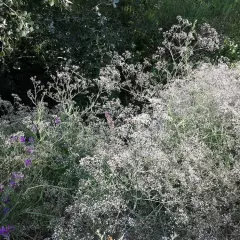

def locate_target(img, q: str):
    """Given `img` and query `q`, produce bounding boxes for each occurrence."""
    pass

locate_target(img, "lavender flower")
[19,136,26,143]
[11,172,24,180]
[9,172,24,189]
[9,180,16,189]
[0,225,14,237]
[24,159,32,167]
[9,136,18,144]
[55,116,61,124]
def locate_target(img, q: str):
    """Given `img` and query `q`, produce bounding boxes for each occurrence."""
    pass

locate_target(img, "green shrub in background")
[1,1,240,74]
[1,0,240,108]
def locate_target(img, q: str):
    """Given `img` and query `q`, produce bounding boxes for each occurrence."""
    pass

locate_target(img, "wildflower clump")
[0,63,103,238]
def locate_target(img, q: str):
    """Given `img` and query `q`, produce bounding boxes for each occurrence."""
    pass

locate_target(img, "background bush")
[1,0,240,107]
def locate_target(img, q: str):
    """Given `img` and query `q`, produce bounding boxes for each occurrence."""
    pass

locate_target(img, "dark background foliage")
[1,0,240,107]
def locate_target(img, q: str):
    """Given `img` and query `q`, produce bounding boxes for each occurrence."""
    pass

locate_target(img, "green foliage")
[0,0,71,56]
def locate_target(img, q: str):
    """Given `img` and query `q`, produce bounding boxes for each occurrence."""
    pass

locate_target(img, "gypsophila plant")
[52,62,240,240]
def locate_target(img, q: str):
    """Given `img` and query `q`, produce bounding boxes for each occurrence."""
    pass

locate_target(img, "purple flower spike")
[24,159,32,167]
[55,116,61,124]
[9,136,18,144]
[11,172,24,180]
[9,180,17,189]
[0,225,14,237]
[19,136,26,143]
